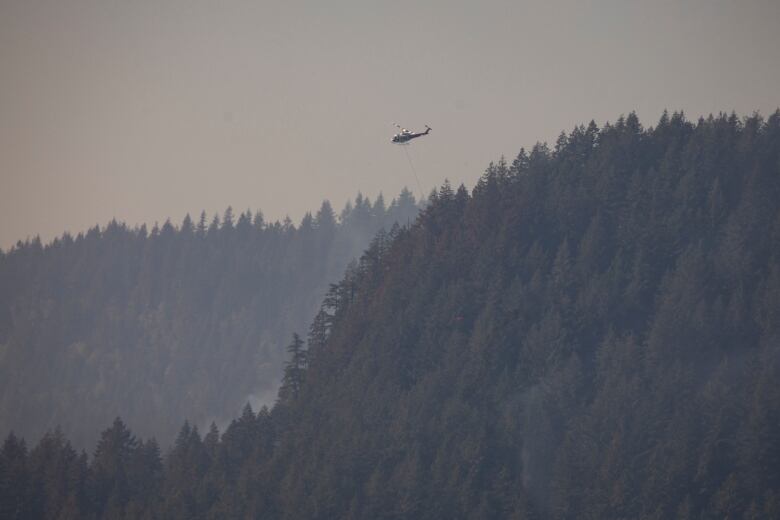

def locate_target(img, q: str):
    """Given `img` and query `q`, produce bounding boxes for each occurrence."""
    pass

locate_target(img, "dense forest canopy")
[0,190,421,449]
[2,111,780,519]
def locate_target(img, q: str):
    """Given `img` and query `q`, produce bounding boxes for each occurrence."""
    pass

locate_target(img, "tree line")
[0,190,421,450]
[2,111,779,518]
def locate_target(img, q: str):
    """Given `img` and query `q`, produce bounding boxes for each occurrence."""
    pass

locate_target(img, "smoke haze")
[2,0,779,248]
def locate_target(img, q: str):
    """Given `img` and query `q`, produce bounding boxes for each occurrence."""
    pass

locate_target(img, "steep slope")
[268,112,780,519]
[0,191,420,449]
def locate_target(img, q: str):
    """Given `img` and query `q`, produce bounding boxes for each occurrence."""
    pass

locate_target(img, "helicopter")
[391,123,431,144]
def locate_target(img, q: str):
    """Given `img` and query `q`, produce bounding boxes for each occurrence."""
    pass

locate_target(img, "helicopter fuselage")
[392,125,431,144]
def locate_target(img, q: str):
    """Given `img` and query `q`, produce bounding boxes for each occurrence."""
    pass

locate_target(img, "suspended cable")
[402,145,424,202]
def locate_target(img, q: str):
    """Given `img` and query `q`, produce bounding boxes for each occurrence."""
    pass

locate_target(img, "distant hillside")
[0,190,420,449]
[2,111,779,519]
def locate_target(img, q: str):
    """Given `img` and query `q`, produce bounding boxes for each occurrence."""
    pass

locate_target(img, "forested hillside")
[2,111,779,519]
[0,190,420,449]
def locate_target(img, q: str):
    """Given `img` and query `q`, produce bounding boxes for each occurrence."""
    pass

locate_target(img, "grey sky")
[1,0,778,249]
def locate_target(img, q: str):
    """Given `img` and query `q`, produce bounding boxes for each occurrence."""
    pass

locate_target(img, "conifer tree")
[0,433,32,519]
[279,333,307,402]
[91,417,140,517]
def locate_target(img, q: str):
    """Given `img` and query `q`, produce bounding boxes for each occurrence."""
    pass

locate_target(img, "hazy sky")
[1,0,778,249]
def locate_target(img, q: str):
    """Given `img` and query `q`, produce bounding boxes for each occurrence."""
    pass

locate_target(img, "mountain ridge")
[2,111,779,519]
